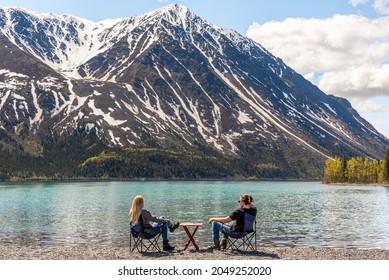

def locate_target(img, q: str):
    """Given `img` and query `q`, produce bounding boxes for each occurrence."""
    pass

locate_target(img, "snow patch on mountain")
[1,4,388,161]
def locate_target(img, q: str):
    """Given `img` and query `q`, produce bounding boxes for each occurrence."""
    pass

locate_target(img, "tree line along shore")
[324,149,389,184]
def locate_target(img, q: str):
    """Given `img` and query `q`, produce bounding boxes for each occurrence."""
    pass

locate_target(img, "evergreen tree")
[384,148,389,184]
[341,155,347,182]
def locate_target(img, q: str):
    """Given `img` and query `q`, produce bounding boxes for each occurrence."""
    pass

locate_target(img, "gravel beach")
[1,245,389,260]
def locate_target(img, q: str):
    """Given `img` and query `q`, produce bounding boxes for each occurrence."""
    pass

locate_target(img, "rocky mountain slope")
[0,4,388,179]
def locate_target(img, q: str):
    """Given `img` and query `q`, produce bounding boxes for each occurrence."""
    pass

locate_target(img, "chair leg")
[129,233,132,252]
[129,234,144,253]
[226,237,241,251]
[254,233,256,250]
[130,234,136,252]
[130,233,162,253]
[225,233,256,252]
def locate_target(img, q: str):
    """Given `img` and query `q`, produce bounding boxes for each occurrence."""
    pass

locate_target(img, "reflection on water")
[1,181,389,249]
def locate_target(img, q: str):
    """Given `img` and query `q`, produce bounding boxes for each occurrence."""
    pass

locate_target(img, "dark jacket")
[141,208,168,234]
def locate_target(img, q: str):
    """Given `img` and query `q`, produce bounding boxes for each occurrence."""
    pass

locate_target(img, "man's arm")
[208,216,232,224]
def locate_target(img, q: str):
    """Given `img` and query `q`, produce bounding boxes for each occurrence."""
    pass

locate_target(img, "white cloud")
[374,0,389,14]
[349,0,389,14]
[303,72,315,82]
[349,0,369,8]
[371,118,385,124]
[318,65,389,99]
[246,15,389,100]
[354,99,389,113]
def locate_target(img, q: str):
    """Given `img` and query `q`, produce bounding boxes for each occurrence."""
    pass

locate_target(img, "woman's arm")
[142,209,170,224]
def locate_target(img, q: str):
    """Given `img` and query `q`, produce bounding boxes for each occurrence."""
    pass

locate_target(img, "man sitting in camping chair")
[208,193,257,250]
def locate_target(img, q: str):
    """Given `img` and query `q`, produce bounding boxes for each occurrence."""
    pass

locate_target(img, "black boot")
[206,241,220,250]
[163,240,175,251]
[220,239,227,250]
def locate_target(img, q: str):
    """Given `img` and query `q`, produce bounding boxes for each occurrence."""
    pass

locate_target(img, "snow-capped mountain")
[0,4,388,178]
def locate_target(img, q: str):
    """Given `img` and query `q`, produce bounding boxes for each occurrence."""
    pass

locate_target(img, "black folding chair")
[129,214,162,253]
[222,213,257,251]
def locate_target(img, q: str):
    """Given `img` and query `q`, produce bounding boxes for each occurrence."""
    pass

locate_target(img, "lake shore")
[1,245,389,260]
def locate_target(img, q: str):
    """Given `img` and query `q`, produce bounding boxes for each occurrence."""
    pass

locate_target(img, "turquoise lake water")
[0,181,389,249]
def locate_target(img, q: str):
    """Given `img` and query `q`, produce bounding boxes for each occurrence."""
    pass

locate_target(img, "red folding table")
[180,223,203,251]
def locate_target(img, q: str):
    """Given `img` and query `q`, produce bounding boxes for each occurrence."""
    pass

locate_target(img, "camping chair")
[129,214,162,253]
[222,213,257,251]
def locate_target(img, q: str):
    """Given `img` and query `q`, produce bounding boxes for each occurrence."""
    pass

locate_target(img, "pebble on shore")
[1,245,389,260]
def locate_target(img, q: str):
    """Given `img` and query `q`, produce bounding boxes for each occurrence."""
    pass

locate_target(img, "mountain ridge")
[0,4,388,180]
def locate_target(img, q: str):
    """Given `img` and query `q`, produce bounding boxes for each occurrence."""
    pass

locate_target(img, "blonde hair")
[241,193,253,206]
[129,195,144,225]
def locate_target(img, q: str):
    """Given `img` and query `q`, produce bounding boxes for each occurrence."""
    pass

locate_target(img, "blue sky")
[1,0,388,139]
[0,0,375,34]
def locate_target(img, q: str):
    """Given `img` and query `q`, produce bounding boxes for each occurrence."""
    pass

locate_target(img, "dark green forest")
[0,129,325,181]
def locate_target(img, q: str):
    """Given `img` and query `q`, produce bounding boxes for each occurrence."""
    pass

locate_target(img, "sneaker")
[169,222,180,232]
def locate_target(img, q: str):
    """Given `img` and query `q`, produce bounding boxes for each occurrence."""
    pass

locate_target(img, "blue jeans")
[147,222,168,241]
[212,222,232,241]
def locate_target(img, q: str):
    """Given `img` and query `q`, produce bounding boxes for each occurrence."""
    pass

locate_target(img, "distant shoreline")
[324,182,389,187]
[0,178,322,183]
[2,178,388,187]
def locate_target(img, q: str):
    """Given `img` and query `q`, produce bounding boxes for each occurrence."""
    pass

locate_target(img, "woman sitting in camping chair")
[129,195,180,251]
